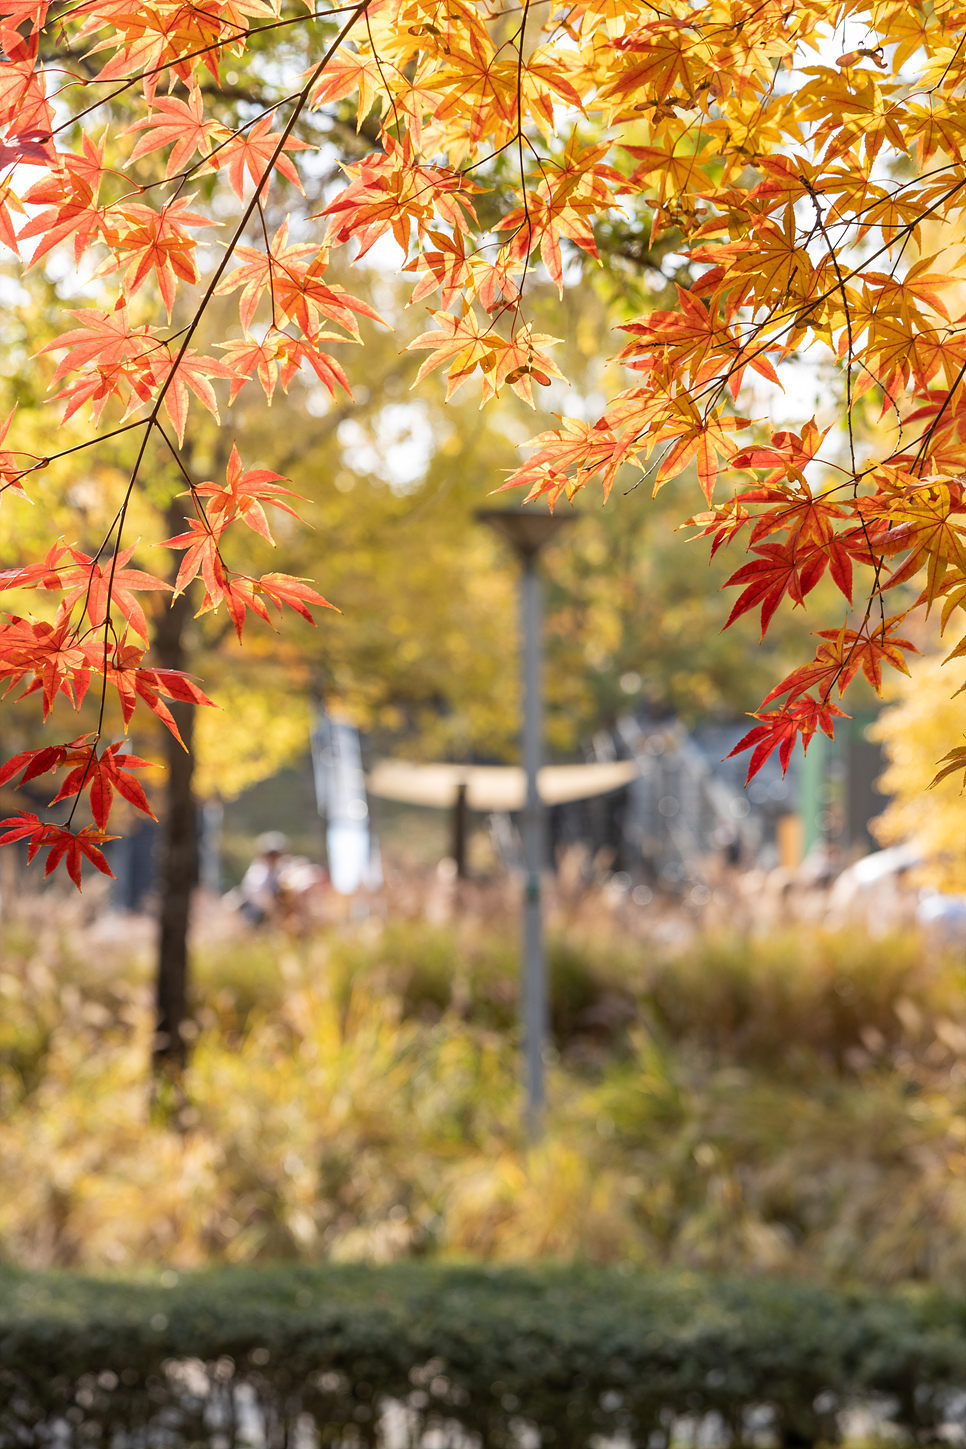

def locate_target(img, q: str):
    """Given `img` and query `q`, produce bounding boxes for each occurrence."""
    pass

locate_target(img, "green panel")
[800,728,828,857]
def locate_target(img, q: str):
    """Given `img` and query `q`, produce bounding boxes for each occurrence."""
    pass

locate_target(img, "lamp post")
[477,505,576,1137]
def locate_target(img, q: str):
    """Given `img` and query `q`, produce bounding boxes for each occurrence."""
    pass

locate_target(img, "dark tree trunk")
[152,508,198,1076]
[451,782,468,879]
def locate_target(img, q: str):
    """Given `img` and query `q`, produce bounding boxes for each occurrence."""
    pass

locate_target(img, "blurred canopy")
[872,654,966,893]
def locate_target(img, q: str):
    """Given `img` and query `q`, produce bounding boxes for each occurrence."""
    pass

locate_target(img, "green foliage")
[2,1263,966,1448]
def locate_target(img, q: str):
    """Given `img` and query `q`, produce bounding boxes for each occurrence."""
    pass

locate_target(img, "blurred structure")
[109,819,160,912]
[97,706,892,917]
[545,708,891,898]
[367,759,638,876]
[311,709,382,895]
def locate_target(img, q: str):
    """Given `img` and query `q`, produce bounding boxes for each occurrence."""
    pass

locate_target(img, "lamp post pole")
[520,547,546,1135]
[477,506,576,1138]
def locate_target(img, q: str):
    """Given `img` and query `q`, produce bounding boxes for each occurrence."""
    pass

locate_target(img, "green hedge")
[2,1264,965,1447]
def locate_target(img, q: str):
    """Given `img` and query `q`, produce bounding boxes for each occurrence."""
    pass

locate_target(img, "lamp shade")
[476,505,577,558]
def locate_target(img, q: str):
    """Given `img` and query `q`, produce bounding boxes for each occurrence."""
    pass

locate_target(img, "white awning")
[366,759,639,811]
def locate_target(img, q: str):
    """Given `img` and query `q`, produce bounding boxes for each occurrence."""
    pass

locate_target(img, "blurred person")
[236,831,329,929]
[238,831,290,925]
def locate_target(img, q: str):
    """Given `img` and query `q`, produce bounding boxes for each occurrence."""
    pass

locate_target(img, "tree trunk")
[152,509,197,1077]
[451,782,468,878]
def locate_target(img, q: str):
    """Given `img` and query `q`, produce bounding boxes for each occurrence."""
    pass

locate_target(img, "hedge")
[2,1264,965,1448]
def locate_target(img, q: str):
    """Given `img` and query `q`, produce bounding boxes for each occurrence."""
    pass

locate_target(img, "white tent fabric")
[367,759,639,811]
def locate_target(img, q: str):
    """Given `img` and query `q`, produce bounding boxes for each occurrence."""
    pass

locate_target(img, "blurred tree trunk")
[152,501,197,1077]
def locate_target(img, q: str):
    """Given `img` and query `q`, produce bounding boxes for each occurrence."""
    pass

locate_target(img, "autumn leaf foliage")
[2,0,966,879]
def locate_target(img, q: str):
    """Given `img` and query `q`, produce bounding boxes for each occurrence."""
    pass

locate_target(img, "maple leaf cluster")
[1,0,966,879]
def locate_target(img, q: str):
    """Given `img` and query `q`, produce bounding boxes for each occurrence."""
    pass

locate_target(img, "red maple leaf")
[253,572,337,623]
[726,696,849,784]
[275,334,354,398]
[144,347,231,444]
[19,135,109,267]
[320,136,479,260]
[682,499,753,557]
[217,334,283,404]
[214,222,383,339]
[0,541,72,593]
[0,735,89,791]
[723,539,828,636]
[730,420,832,487]
[49,740,156,828]
[760,616,919,705]
[124,89,229,177]
[160,518,227,604]
[0,38,52,163]
[0,608,99,716]
[0,812,117,889]
[203,571,337,639]
[40,306,163,426]
[218,113,309,199]
[57,544,172,641]
[0,0,50,47]
[106,639,216,747]
[99,199,217,319]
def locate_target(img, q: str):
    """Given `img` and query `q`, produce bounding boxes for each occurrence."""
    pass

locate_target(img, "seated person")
[238,831,289,924]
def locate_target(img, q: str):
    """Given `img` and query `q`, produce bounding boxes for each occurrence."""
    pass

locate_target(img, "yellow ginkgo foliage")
[193,678,312,803]
[870,656,966,894]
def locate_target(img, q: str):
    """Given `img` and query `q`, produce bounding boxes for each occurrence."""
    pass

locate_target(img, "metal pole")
[475,504,578,1139]
[521,553,546,1137]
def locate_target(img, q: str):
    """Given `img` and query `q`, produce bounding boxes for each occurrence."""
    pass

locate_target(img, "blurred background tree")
[871,653,966,893]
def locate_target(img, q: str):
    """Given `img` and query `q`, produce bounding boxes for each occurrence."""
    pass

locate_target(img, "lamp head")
[476,504,577,559]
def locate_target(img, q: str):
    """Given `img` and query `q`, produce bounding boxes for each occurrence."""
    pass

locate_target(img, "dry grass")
[0,880,964,1287]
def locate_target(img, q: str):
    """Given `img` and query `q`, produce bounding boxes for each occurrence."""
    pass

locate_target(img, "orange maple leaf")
[100,199,217,319]
[190,443,302,543]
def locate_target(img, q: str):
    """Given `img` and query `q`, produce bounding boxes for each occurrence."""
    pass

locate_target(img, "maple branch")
[142,0,372,431]
[10,421,150,477]
[256,196,279,329]
[153,421,231,562]
[9,0,966,870]
[799,179,895,646]
[910,357,966,478]
[55,0,374,824]
[363,5,402,140]
[512,0,534,325]
[154,421,198,493]
[44,2,367,139]
[636,172,966,471]
[804,189,856,476]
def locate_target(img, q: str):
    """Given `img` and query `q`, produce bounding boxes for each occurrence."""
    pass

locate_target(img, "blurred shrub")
[1,907,964,1284]
[3,1264,966,1448]
[642,930,941,1072]
[190,920,957,1070]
